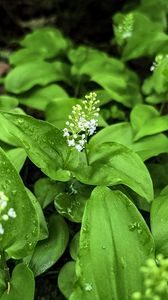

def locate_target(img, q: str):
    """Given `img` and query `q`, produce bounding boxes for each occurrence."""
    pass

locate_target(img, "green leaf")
[0,148,39,259]
[9,48,45,66]
[18,84,68,111]
[147,162,168,196]
[70,232,80,261]
[54,181,91,222]
[91,70,142,108]
[58,261,76,299]
[27,214,69,276]
[4,61,60,94]
[70,187,155,300]
[0,114,21,146]
[1,264,35,300]
[34,178,65,209]
[20,27,69,58]
[115,12,168,60]
[131,104,168,141]
[6,148,27,172]
[26,189,48,241]
[0,270,6,297]
[90,122,168,161]
[151,186,168,256]
[1,112,78,181]
[74,142,153,202]
[0,96,18,111]
[45,98,81,128]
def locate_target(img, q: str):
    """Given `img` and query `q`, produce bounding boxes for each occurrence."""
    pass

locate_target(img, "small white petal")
[0,224,4,235]
[8,208,16,218]
[2,214,9,221]
[68,139,75,147]
[75,144,83,152]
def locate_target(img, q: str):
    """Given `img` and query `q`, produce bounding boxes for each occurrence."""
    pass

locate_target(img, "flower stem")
[85,144,89,166]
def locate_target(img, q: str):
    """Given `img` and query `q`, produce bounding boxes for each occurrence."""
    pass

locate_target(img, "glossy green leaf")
[1,112,78,181]
[0,96,18,111]
[70,187,155,300]
[1,264,35,300]
[54,180,91,222]
[26,189,48,241]
[9,48,44,65]
[5,61,59,94]
[70,232,80,261]
[89,122,168,161]
[0,148,39,259]
[58,261,76,299]
[18,84,68,111]
[20,27,69,58]
[27,214,69,276]
[147,162,168,196]
[151,186,168,256]
[116,12,168,60]
[131,104,168,141]
[74,142,153,202]
[6,148,27,172]
[34,178,65,209]
[45,98,81,128]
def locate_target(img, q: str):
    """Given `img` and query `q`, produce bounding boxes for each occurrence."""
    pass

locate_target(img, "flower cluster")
[150,54,164,72]
[0,191,16,235]
[117,13,134,40]
[63,92,100,152]
[132,254,168,300]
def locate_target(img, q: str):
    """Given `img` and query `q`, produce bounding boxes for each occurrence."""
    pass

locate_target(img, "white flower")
[63,128,70,137]
[68,139,75,147]
[0,199,7,210]
[8,208,16,218]
[0,191,8,201]
[0,224,4,235]
[63,92,100,151]
[2,214,9,221]
[75,144,83,152]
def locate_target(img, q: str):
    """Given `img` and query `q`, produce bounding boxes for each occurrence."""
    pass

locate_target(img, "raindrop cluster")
[0,191,16,235]
[63,92,100,152]
[132,254,168,300]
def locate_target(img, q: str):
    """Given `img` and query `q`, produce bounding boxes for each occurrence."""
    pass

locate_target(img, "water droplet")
[17,119,24,125]
[102,245,106,250]
[12,190,17,195]
[84,283,92,292]
[121,257,126,269]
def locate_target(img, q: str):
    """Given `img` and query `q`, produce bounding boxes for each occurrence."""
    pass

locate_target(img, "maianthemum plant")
[1,0,168,299]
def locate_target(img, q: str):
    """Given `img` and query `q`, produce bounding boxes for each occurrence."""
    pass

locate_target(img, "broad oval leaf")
[74,142,153,202]
[1,264,35,300]
[58,261,76,299]
[131,104,168,141]
[27,214,69,276]
[151,186,168,256]
[1,112,78,181]
[20,27,69,58]
[5,61,59,94]
[18,84,68,111]
[0,147,39,259]
[89,122,168,161]
[70,187,155,300]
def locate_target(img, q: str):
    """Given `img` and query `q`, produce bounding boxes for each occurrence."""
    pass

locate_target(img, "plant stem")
[0,248,11,293]
[85,144,89,166]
